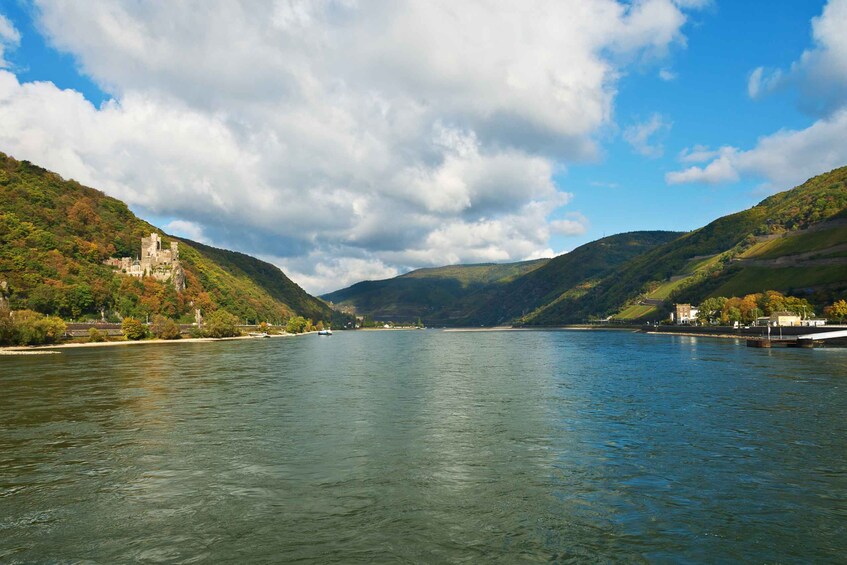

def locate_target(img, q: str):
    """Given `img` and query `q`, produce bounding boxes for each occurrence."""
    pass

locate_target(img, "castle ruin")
[105,233,185,291]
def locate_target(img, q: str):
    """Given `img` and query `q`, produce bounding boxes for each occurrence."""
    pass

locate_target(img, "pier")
[746,328,847,348]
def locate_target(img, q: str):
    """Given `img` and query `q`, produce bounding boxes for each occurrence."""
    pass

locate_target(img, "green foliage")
[0,151,350,327]
[824,299,847,322]
[523,166,847,325]
[150,315,181,340]
[285,315,307,334]
[204,310,240,338]
[695,291,814,325]
[88,327,107,342]
[121,317,147,340]
[323,234,678,326]
[0,307,67,346]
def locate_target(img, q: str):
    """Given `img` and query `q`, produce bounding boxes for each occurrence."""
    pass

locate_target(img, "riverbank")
[0,332,301,354]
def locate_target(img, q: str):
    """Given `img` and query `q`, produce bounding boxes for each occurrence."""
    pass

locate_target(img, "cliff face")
[0,152,341,325]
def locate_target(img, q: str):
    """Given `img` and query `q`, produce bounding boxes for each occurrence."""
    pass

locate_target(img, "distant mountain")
[453,231,683,326]
[322,231,680,326]
[322,259,549,324]
[0,152,344,325]
[522,166,847,325]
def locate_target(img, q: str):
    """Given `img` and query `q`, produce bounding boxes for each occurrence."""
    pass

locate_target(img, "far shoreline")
[0,332,303,355]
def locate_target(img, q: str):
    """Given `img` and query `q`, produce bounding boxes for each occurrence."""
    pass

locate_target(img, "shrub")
[0,309,67,345]
[285,315,307,334]
[150,315,181,340]
[88,327,107,342]
[121,317,147,340]
[204,310,240,338]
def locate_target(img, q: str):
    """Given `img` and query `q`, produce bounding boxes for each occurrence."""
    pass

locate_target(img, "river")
[2,330,846,562]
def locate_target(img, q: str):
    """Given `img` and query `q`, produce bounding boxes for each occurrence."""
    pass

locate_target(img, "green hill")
[456,231,683,326]
[322,231,679,326]
[522,166,847,325]
[322,259,548,324]
[0,152,343,325]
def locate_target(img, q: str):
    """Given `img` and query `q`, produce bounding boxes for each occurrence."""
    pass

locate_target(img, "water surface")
[1,330,846,562]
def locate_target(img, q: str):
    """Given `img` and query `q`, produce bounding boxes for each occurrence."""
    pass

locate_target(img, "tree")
[205,310,240,338]
[0,305,14,345]
[0,309,66,345]
[150,315,181,340]
[88,327,107,342]
[285,315,307,334]
[122,317,147,340]
[697,297,726,324]
[824,299,847,323]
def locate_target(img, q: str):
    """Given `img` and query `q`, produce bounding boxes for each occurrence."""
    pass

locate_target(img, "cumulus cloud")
[658,68,677,81]
[165,220,208,243]
[0,13,20,68]
[669,1,847,191]
[0,1,701,292]
[550,212,590,236]
[623,113,671,158]
[746,0,847,115]
[667,109,847,188]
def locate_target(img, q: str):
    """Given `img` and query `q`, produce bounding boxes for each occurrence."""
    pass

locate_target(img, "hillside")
[0,152,342,325]
[454,231,683,326]
[523,166,847,325]
[322,231,679,326]
[322,259,548,324]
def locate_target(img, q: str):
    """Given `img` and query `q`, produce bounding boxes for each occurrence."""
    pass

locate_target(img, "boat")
[248,332,271,338]
[318,329,333,336]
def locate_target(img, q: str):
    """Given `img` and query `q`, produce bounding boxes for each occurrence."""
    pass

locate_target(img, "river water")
[1,330,846,563]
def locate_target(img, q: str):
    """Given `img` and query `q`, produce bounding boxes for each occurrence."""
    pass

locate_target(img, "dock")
[746,337,818,348]
[746,327,847,348]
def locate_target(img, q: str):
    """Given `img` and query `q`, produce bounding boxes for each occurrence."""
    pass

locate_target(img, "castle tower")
[170,241,179,261]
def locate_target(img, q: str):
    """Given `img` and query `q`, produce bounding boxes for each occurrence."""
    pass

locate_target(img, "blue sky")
[0,1,845,293]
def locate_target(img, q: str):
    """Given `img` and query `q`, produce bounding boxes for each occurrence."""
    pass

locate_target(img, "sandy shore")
[0,332,299,354]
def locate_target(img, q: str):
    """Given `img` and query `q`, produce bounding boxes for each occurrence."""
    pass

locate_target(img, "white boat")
[318,329,333,336]
[248,332,270,338]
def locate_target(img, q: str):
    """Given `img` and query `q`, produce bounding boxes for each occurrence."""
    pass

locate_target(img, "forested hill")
[522,166,847,325]
[322,259,549,324]
[0,152,340,325]
[321,231,680,326]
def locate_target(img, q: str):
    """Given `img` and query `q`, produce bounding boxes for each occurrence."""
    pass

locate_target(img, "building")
[769,311,801,327]
[673,303,699,325]
[105,233,185,290]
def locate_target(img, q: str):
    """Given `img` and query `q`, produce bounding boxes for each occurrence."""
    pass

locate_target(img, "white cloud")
[0,13,21,68]
[275,256,401,296]
[677,144,725,163]
[666,148,739,184]
[747,0,847,115]
[550,212,590,236]
[667,109,847,188]
[659,68,677,81]
[0,1,701,293]
[623,113,672,158]
[165,220,208,243]
[670,1,847,191]
[747,66,784,100]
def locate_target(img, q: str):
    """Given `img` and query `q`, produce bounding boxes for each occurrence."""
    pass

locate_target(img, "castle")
[105,233,185,290]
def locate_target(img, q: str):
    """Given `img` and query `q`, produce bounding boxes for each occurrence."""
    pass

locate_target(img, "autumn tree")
[204,310,240,338]
[824,299,847,323]
[122,317,147,340]
[150,315,181,340]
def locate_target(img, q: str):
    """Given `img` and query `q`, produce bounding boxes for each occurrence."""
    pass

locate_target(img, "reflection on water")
[2,331,847,562]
